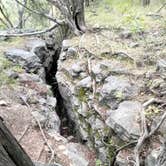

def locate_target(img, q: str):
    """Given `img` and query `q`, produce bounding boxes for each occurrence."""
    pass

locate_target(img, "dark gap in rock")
[44,47,78,141]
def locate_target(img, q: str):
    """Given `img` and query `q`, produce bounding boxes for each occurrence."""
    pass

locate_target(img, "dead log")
[0,117,35,166]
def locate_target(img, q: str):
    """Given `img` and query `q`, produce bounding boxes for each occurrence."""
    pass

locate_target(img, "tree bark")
[0,118,35,166]
[16,0,27,29]
[141,0,150,6]
[0,145,17,166]
[48,0,86,35]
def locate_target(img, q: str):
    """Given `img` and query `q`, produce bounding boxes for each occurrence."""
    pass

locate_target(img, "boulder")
[5,48,41,73]
[100,76,139,108]
[106,101,142,141]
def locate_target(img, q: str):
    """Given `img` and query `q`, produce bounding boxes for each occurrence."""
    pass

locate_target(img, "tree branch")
[156,3,166,13]
[14,0,62,24]
[0,17,10,28]
[0,4,13,27]
[0,23,59,37]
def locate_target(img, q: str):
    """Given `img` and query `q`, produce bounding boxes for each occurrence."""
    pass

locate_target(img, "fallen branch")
[143,98,165,108]
[0,23,59,37]
[134,108,148,166]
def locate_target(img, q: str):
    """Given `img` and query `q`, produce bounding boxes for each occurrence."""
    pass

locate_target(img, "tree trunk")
[0,118,35,166]
[16,0,27,29]
[0,145,17,166]
[48,0,86,35]
[141,0,150,6]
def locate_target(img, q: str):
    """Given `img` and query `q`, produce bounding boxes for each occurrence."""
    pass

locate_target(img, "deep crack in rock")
[44,45,78,141]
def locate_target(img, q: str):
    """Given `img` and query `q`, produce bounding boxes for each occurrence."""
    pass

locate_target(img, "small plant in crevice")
[95,159,102,166]
[77,87,88,102]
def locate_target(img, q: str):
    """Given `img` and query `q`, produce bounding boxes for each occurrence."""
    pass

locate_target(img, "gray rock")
[71,62,86,74]
[46,110,60,133]
[100,76,139,108]
[129,42,139,48]
[6,70,19,79]
[67,47,77,57]
[76,76,92,89]
[59,52,67,61]
[32,106,60,133]
[62,40,71,50]
[98,147,108,162]
[120,30,132,39]
[47,96,57,107]
[32,111,48,128]
[5,48,41,73]
[26,39,45,52]
[115,151,128,166]
[18,73,42,82]
[78,102,88,117]
[30,40,47,63]
[92,63,109,82]
[106,101,142,141]
[157,59,166,72]
[64,143,89,166]
[145,148,161,166]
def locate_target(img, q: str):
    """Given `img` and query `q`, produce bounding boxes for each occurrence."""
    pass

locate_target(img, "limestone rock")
[106,101,142,141]
[5,48,41,73]
[100,76,139,108]
[76,76,92,89]
[47,96,57,107]
[72,62,86,74]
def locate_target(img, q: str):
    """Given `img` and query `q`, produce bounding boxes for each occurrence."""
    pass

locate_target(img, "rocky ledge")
[2,28,166,166]
[56,30,166,165]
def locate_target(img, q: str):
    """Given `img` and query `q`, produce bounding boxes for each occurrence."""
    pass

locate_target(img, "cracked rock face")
[56,41,144,163]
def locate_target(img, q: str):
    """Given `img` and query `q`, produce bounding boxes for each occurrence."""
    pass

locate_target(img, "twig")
[156,3,166,13]
[134,108,148,166]
[134,110,166,166]
[18,125,30,142]
[143,98,156,108]
[87,57,96,99]
[0,17,10,28]
[0,5,13,27]
[143,98,165,108]
[149,112,166,137]
[110,140,137,166]
[0,23,59,37]
[111,52,134,61]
